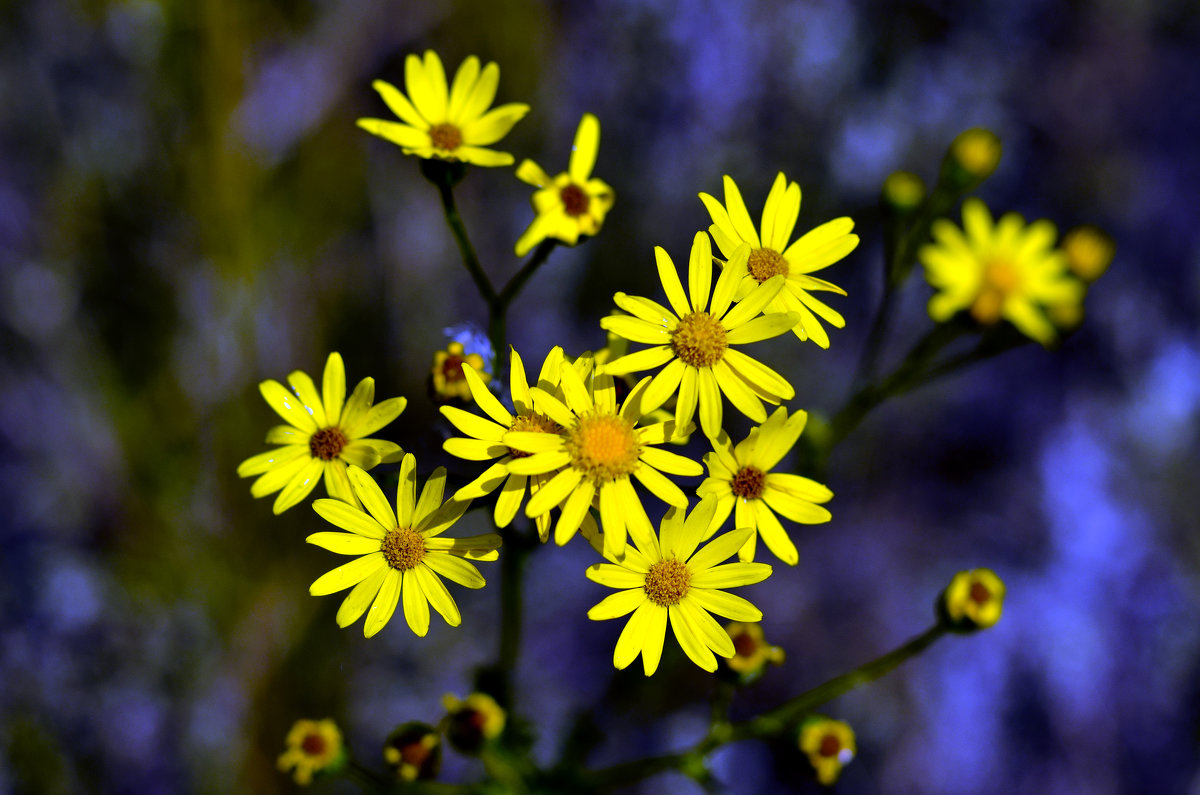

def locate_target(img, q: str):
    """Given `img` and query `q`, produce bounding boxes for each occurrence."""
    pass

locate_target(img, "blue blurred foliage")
[1,0,1199,792]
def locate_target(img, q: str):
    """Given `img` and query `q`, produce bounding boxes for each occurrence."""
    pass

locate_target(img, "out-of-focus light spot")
[105,0,165,66]
[41,560,102,631]
[2,262,77,342]
[831,113,903,195]
[235,48,333,162]
[100,685,165,764]
[1127,339,1200,455]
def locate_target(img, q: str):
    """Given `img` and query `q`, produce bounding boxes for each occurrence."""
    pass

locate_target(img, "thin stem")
[435,179,496,304]
[497,239,557,307]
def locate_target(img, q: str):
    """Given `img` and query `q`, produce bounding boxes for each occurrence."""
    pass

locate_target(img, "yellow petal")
[401,569,430,637]
[569,112,600,182]
[363,569,401,637]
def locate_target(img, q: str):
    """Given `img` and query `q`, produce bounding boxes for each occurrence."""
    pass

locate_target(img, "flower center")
[818,734,841,758]
[507,411,562,458]
[971,259,1021,325]
[430,123,463,151]
[382,527,426,571]
[309,427,348,461]
[560,184,590,216]
[441,353,467,382]
[733,632,759,658]
[670,312,728,368]
[969,581,992,605]
[747,247,789,283]
[301,733,328,757]
[644,559,691,606]
[731,466,766,499]
[566,413,641,482]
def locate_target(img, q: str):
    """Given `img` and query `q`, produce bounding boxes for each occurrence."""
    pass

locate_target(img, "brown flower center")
[731,466,766,499]
[382,527,426,571]
[430,123,463,151]
[644,558,691,606]
[441,353,467,382]
[670,311,728,368]
[507,411,562,458]
[566,412,641,482]
[818,734,841,757]
[560,184,590,216]
[309,427,348,461]
[733,632,759,658]
[301,733,328,756]
[969,581,992,605]
[747,247,789,283]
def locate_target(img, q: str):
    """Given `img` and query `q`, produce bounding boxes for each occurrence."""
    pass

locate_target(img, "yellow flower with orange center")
[277,718,345,786]
[941,567,1006,630]
[431,341,490,402]
[799,716,856,785]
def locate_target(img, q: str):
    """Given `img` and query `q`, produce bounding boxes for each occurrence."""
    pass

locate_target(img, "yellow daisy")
[723,622,785,676]
[599,231,799,440]
[431,341,490,402]
[502,350,703,558]
[308,458,500,638]
[237,352,405,514]
[697,407,832,565]
[440,346,569,541]
[277,718,346,786]
[514,113,615,256]
[699,173,859,349]
[799,717,856,785]
[920,198,1085,345]
[585,496,772,675]
[357,51,530,167]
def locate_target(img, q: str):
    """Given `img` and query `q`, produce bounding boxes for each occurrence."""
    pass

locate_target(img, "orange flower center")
[301,733,328,756]
[566,412,641,482]
[507,411,562,458]
[309,427,348,461]
[670,311,728,368]
[382,527,426,571]
[971,259,1021,324]
[747,247,789,283]
[560,184,590,216]
[430,123,463,151]
[644,558,691,606]
[969,581,992,605]
[818,734,841,757]
[441,353,467,382]
[733,631,759,658]
[731,466,766,499]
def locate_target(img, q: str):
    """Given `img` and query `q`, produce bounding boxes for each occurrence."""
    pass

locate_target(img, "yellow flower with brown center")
[514,113,615,256]
[920,199,1085,345]
[502,351,703,558]
[697,407,832,565]
[277,718,346,786]
[237,352,405,514]
[308,457,500,637]
[723,621,785,676]
[441,693,506,754]
[585,496,772,675]
[799,716,856,785]
[357,51,530,167]
[599,232,800,440]
[941,567,1006,630]
[431,341,490,402]
[441,346,570,541]
[383,722,441,782]
[699,173,859,349]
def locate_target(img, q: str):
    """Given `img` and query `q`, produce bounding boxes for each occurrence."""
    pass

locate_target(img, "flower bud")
[1061,225,1115,282]
[948,127,1002,182]
[938,568,1006,631]
[798,716,856,786]
[383,722,442,782]
[276,718,346,786]
[882,171,926,212]
[441,692,506,753]
[721,622,785,679]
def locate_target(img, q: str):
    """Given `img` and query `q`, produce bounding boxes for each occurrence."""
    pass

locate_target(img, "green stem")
[426,162,496,306]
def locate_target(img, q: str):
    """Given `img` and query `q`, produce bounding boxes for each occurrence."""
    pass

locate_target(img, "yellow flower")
[799,717,856,786]
[357,51,530,167]
[700,173,859,349]
[941,567,1005,630]
[441,693,506,753]
[308,458,500,637]
[1061,224,1115,282]
[515,113,615,256]
[594,317,691,446]
[277,718,345,786]
[440,346,569,542]
[697,407,832,565]
[921,199,1085,345]
[723,621,785,676]
[431,341,490,402]
[383,723,441,782]
[883,170,926,211]
[600,232,799,440]
[948,127,1002,181]
[237,352,405,514]
[502,350,703,558]
[586,497,772,675]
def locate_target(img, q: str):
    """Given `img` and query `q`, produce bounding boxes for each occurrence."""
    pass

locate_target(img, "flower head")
[921,199,1085,345]
[308,458,500,637]
[357,51,530,167]
[441,346,569,541]
[940,567,1006,631]
[700,173,859,349]
[502,351,703,558]
[237,352,405,514]
[383,722,442,782]
[799,716,856,786]
[432,341,490,402]
[277,718,346,786]
[600,232,800,440]
[697,407,832,565]
[586,497,772,675]
[441,693,506,753]
[515,113,615,256]
[947,127,1002,182]
[1061,225,1115,282]
[723,621,785,677]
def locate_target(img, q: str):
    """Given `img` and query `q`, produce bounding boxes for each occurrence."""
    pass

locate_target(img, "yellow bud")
[882,171,926,211]
[1061,225,1115,282]
[950,128,1002,180]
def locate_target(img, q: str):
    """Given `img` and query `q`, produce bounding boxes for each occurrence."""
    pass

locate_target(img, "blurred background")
[2,0,1199,792]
